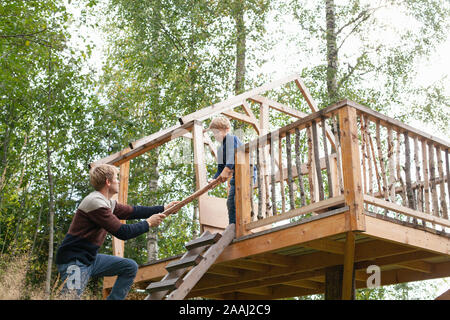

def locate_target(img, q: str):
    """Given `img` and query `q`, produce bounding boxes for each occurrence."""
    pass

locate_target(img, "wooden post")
[192,121,208,233]
[387,127,396,203]
[422,140,430,214]
[112,148,130,258]
[342,231,356,300]
[235,148,251,238]
[322,117,333,198]
[338,106,365,231]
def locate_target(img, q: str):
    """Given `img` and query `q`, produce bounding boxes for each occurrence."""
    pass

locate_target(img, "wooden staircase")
[145,223,235,300]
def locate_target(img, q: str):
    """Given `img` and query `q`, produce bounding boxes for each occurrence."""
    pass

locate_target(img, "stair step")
[185,233,222,250]
[165,254,204,272]
[146,278,183,293]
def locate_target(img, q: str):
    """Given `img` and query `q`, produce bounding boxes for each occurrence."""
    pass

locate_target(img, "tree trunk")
[45,49,55,297]
[146,148,160,263]
[325,0,338,104]
[234,0,246,96]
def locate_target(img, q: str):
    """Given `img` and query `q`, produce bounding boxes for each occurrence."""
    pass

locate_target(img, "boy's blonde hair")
[208,117,231,130]
[89,164,119,191]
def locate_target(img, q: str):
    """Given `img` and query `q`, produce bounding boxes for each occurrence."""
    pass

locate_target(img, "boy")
[208,117,243,225]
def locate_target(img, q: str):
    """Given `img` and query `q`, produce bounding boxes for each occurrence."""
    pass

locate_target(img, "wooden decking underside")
[104,211,450,300]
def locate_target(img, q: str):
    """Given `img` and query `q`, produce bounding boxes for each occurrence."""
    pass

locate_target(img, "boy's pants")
[227,181,236,224]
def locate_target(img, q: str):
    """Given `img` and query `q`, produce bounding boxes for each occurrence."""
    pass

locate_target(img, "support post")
[342,231,356,300]
[338,107,365,231]
[235,148,252,238]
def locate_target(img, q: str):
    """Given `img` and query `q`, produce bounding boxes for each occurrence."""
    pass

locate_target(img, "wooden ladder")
[145,223,235,300]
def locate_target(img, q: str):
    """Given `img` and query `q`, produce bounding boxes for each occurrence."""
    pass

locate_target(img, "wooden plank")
[221,109,258,129]
[185,232,221,250]
[245,195,345,230]
[395,261,433,274]
[339,106,365,231]
[146,278,183,293]
[165,254,204,272]
[364,195,450,228]
[302,238,345,255]
[179,73,300,125]
[166,223,236,300]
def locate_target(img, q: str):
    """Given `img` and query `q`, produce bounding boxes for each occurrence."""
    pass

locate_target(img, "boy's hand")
[218,167,233,183]
[146,213,166,228]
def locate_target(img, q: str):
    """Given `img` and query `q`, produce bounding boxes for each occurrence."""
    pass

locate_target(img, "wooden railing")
[235,100,450,238]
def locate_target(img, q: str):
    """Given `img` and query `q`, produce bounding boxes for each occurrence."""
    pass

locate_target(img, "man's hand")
[164,201,180,211]
[146,213,166,228]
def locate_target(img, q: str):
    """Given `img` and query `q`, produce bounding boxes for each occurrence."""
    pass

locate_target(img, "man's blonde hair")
[208,117,231,130]
[89,164,119,191]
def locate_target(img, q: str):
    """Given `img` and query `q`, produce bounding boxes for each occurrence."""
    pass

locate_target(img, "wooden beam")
[363,215,450,255]
[302,238,345,255]
[342,232,356,300]
[339,105,365,231]
[394,260,433,274]
[179,73,300,124]
[364,195,450,228]
[90,121,194,167]
[245,195,346,230]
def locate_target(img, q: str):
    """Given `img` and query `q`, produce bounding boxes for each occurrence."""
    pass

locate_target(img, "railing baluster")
[295,127,306,207]
[366,120,382,196]
[311,120,325,201]
[387,127,396,204]
[422,139,431,214]
[321,117,333,198]
[360,115,368,195]
[270,134,277,217]
[404,132,416,210]
[428,142,440,218]
[414,136,423,213]
[286,131,295,209]
[436,146,448,219]
[363,116,374,196]
[257,139,263,220]
[396,130,407,206]
[306,125,315,203]
[333,115,344,195]
[446,149,450,207]
[376,121,388,200]
[279,135,286,213]
[250,146,255,221]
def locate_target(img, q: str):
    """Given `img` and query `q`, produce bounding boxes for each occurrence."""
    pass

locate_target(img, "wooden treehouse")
[92,74,450,300]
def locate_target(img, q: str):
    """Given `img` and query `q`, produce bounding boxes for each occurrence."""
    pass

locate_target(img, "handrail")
[235,100,450,237]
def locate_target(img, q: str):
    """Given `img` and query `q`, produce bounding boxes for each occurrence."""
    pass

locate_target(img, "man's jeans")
[227,182,236,224]
[56,254,138,300]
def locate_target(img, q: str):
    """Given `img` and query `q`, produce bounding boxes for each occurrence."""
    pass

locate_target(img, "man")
[207,117,243,225]
[55,163,179,300]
